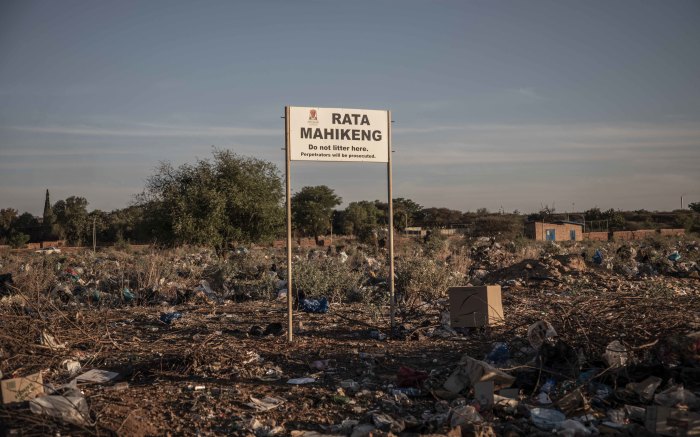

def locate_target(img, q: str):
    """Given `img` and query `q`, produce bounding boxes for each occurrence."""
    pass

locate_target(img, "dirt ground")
[1,241,699,436]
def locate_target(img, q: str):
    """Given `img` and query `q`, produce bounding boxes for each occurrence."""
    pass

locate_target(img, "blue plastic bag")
[160,311,182,324]
[592,250,603,265]
[122,287,135,303]
[485,342,510,365]
[300,297,329,313]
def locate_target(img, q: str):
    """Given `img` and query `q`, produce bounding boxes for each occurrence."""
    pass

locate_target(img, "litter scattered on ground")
[1,372,44,404]
[72,369,119,384]
[29,393,90,426]
[300,297,329,313]
[246,395,286,412]
[0,239,698,435]
[287,377,316,385]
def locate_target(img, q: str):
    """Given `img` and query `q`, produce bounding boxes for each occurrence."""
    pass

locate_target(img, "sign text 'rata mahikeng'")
[288,106,389,163]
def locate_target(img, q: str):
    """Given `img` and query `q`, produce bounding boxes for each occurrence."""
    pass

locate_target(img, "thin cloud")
[2,123,278,138]
[392,121,700,166]
[514,87,544,99]
[0,148,139,157]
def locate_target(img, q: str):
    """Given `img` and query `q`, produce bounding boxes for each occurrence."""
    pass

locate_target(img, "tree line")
[1,150,699,249]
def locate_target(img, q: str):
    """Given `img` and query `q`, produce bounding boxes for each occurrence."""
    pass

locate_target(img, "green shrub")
[394,254,459,306]
[8,231,29,249]
[423,230,447,255]
[292,257,362,303]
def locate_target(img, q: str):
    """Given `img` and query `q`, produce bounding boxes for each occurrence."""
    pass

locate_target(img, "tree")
[584,207,604,222]
[98,206,149,244]
[14,212,39,230]
[342,201,382,241]
[690,202,700,213]
[141,150,284,248]
[54,196,89,245]
[292,185,341,242]
[8,230,29,248]
[604,208,626,230]
[0,208,18,241]
[417,207,462,227]
[528,205,557,222]
[43,189,54,225]
[393,198,422,230]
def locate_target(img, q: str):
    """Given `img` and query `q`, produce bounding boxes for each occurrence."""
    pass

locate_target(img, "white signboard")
[288,106,389,162]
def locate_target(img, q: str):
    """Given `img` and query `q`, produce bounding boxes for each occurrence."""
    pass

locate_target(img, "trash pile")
[0,238,698,435]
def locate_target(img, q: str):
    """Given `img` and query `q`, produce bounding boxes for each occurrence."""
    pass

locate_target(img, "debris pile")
[0,238,698,435]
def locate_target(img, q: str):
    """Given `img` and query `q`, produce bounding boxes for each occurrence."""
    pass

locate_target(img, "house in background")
[525,220,584,241]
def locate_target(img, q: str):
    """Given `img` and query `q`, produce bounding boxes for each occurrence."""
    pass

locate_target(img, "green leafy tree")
[604,208,626,230]
[341,201,382,243]
[292,185,341,242]
[141,150,284,248]
[0,208,18,241]
[99,206,148,244]
[14,212,39,230]
[8,230,30,248]
[417,207,463,227]
[53,196,89,245]
[393,198,422,230]
[528,205,557,222]
[423,229,447,255]
[689,202,700,213]
[42,189,54,225]
[342,201,381,235]
[40,189,58,240]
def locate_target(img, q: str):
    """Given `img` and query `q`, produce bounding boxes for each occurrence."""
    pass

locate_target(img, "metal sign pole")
[387,111,395,332]
[285,106,393,340]
[285,106,294,342]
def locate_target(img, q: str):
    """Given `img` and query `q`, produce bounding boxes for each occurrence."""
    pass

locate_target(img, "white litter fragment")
[30,395,89,426]
[72,369,119,384]
[246,395,286,412]
[287,377,316,385]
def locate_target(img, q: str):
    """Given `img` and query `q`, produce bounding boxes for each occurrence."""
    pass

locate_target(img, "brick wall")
[611,231,634,241]
[659,228,685,237]
[41,240,65,248]
[583,232,609,241]
[631,230,657,240]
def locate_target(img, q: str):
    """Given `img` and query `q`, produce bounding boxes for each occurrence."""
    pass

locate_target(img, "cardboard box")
[448,286,504,327]
[1,372,44,404]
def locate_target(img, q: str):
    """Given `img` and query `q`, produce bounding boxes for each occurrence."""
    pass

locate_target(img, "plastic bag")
[30,395,89,426]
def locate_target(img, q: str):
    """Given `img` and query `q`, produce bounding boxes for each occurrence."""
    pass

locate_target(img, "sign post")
[284,106,294,342]
[284,106,394,342]
[386,111,395,331]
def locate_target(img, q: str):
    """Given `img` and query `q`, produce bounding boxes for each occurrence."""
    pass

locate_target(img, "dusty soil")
[1,272,699,436]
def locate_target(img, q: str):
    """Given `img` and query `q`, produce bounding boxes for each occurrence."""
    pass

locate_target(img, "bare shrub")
[423,230,448,256]
[292,257,362,303]
[12,256,56,300]
[394,254,460,307]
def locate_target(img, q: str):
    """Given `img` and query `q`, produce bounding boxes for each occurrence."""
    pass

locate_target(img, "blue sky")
[1,0,699,215]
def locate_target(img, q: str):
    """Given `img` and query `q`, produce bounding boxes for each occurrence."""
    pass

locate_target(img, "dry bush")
[204,250,279,299]
[394,254,461,307]
[292,256,363,303]
[7,255,57,300]
[422,231,448,257]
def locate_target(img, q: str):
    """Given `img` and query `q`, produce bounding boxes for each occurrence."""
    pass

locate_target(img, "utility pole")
[92,217,96,252]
